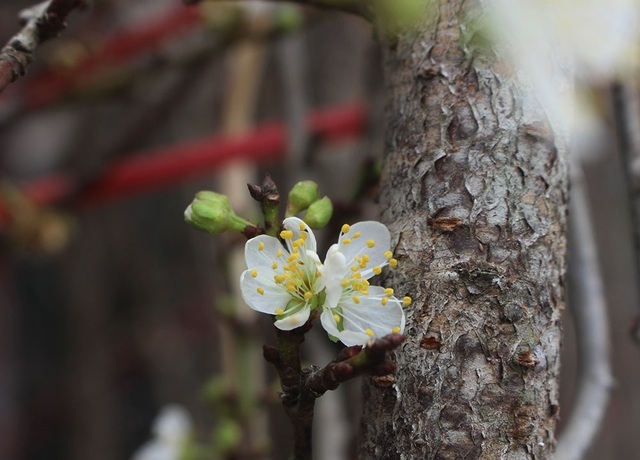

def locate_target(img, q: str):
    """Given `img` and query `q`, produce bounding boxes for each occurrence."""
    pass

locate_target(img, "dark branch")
[0,0,85,94]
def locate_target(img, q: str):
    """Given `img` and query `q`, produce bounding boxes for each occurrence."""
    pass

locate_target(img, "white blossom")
[240,217,408,346]
[131,405,192,460]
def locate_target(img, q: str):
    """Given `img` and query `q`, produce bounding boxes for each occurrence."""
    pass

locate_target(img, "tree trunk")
[361,1,568,458]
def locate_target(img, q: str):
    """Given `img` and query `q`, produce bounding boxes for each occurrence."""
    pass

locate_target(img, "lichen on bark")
[360,1,568,458]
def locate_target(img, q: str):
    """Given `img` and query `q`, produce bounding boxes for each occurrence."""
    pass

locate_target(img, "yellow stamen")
[363,254,370,263]
[365,329,374,337]
[275,308,284,315]
[258,241,265,251]
[351,266,359,272]
[257,287,265,295]
[299,222,306,231]
[389,258,398,268]
[403,296,412,306]
[381,297,389,306]
[392,327,400,334]
[353,296,361,304]
[272,261,279,270]
[304,291,313,300]
[384,251,393,259]
[366,240,375,248]
[286,282,296,292]
[342,239,352,245]
[288,253,300,262]
[300,232,308,240]
[280,230,293,240]
[385,288,394,297]
[341,278,349,287]
[361,289,369,295]
[276,249,283,257]
[251,269,258,278]
[373,266,382,275]
[353,232,361,239]
[341,224,350,234]
[333,314,341,322]
[274,275,286,284]
[351,272,362,279]
[293,240,302,248]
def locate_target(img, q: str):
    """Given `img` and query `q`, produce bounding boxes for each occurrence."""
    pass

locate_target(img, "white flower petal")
[131,441,177,460]
[283,217,317,253]
[274,303,311,330]
[320,309,371,346]
[338,286,405,340]
[240,269,290,314]
[321,245,347,308]
[245,235,288,270]
[336,221,391,279]
[154,405,192,445]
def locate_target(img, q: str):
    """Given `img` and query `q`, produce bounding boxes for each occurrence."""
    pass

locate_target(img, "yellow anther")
[373,266,382,275]
[384,251,393,259]
[304,291,313,300]
[361,289,369,295]
[299,222,306,231]
[353,232,361,239]
[385,288,394,297]
[353,296,361,304]
[359,263,367,269]
[280,230,294,240]
[272,261,279,270]
[366,240,375,248]
[342,239,352,245]
[251,269,258,278]
[333,314,341,322]
[259,241,265,251]
[341,224,350,234]
[341,278,349,287]
[389,258,398,268]
[363,254,370,263]
[257,287,265,295]
[293,240,302,248]
[288,253,300,262]
[392,327,401,334]
[274,275,286,284]
[351,266,359,272]
[300,232,308,240]
[403,296,412,306]
[351,272,362,279]
[276,249,283,257]
[381,297,389,306]
[275,308,284,315]
[286,282,296,292]
[365,329,374,337]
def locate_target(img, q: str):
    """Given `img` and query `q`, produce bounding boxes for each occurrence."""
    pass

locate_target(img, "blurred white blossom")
[486,0,640,139]
[132,405,192,460]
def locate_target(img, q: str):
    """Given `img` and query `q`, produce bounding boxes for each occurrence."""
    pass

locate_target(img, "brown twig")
[263,330,405,460]
[0,0,85,94]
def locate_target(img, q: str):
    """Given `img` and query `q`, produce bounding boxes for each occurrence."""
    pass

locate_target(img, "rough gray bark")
[361,1,568,458]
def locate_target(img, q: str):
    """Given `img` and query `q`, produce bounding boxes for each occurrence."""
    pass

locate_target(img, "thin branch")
[0,0,85,94]
[183,0,371,19]
[555,164,613,460]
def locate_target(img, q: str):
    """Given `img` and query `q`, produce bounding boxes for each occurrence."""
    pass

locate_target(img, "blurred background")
[0,0,638,459]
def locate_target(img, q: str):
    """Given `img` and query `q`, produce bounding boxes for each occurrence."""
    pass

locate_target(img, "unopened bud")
[287,180,320,216]
[304,196,333,229]
[184,191,252,234]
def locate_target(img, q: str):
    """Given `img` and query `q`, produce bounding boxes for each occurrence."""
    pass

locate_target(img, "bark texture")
[361,1,568,458]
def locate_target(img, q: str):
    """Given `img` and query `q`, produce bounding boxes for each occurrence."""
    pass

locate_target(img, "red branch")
[21,5,201,109]
[0,102,365,219]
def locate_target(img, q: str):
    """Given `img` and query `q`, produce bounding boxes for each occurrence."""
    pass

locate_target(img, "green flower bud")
[184,191,252,234]
[303,196,333,229]
[287,180,320,216]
